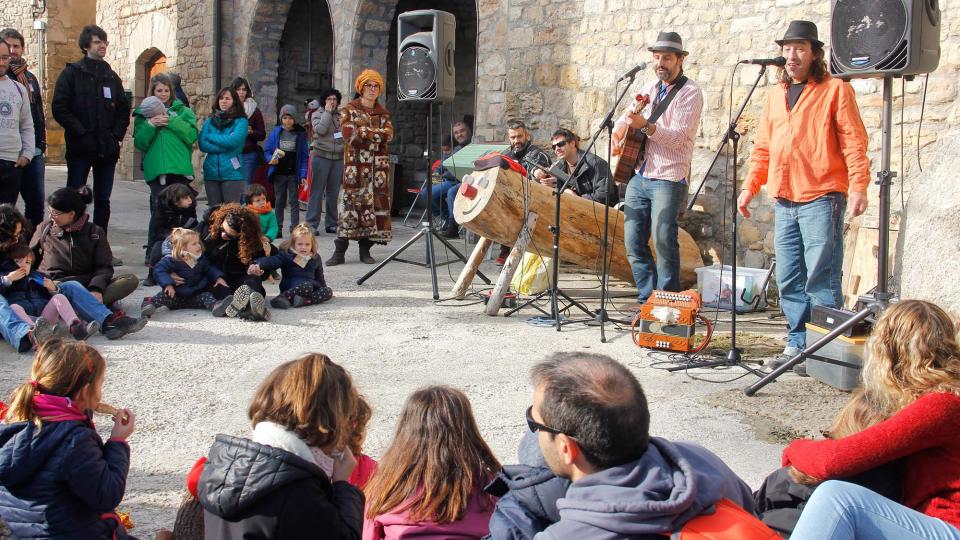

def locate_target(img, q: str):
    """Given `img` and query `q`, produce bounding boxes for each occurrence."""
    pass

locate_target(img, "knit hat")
[354,69,385,95]
[279,104,297,118]
[139,96,167,118]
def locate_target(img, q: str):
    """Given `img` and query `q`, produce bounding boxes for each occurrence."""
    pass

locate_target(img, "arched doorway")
[143,51,168,97]
[277,0,335,118]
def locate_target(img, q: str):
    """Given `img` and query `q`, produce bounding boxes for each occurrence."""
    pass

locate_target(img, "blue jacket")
[255,250,327,292]
[154,254,224,298]
[0,258,51,316]
[0,419,131,539]
[199,116,248,181]
[534,437,755,540]
[263,124,309,180]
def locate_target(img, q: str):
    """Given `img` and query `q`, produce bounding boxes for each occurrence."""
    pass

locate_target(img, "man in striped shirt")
[613,32,704,307]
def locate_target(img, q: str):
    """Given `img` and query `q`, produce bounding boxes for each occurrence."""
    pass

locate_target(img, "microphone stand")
[670,63,768,377]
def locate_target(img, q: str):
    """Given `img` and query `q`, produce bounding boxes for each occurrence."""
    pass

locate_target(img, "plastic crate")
[805,323,867,391]
[695,264,772,313]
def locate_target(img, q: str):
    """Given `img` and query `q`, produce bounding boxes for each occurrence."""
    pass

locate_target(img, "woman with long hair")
[229,77,266,188]
[786,300,960,539]
[326,70,393,266]
[198,87,248,206]
[197,353,364,539]
[363,385,500,539]
[203,203,270,320]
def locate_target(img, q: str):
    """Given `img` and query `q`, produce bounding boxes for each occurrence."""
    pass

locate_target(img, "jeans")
[0,294,31,350]
[0,160,24,206]
[623,175,688,300]
[56,281,113,325]
[272,174,300,231]
[306,155,343,230]
[775,193,846,348]
[21,154,45,225]
[66,155,117,231]
[242,151,259,188]
[431,179,459,220]
[792,480,960,540]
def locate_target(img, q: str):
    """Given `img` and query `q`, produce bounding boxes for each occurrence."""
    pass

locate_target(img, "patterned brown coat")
[337,98,394,243]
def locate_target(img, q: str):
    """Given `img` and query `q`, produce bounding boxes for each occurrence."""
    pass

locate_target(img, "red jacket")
[782,392,960,528]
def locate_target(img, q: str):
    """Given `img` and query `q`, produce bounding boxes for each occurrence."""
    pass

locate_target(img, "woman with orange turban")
[326,69,394,266]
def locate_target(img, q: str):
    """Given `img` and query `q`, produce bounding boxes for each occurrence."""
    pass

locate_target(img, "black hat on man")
[647,31,689,56]
[776,20,824,48]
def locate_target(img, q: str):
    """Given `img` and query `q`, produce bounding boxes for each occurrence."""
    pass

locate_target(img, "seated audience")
[522,351,758,538]
[197,352,364,539]
[29,187,139,307]
[141,228,232,317]
[245,183,279,244]
[204,204,270,321]
[0,340,137,539]
[146,183,199,269]
[541,129,617,206]
[363,385,500,539]
[249,223,333,310]
[785,300,960,539]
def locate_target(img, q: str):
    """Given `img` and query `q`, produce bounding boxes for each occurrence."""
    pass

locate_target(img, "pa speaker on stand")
[397,10,456,102]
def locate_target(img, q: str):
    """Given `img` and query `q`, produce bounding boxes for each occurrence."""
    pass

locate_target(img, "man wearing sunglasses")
[515,352,753,538]
[540,128,617,206]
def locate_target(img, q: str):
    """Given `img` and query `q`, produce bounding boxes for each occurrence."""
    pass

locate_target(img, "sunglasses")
[551,140,568,150]
[525,405,569,436]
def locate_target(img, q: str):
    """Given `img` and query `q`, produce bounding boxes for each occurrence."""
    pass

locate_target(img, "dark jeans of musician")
[20,154,45,225]
[66,155,118,231]
[774,192,846,349]
[430,179,459,221]
[623,174,688,302]
[0,160,24,206]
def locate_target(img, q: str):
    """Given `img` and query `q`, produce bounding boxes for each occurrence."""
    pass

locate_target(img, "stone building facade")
[2,0,959,271]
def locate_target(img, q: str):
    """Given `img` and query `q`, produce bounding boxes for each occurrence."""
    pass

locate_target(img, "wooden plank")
[451,237,493,300]
[841,216,862,305]
[844,226,898,309]
[486,212,538,316]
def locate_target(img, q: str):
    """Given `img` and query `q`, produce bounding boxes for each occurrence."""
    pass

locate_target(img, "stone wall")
[276,0,334,120]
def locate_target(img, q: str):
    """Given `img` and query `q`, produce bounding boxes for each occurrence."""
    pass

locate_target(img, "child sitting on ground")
[245,183,278,244]
[141,228,232,317]
[248,223,333,309]
[363,385,501,539]
[147,183,199,269]
[0,340,137,539]
[0,244,101,340]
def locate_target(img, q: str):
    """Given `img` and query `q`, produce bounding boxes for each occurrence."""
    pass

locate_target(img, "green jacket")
[252,207,279,241]
[133,99,198,182]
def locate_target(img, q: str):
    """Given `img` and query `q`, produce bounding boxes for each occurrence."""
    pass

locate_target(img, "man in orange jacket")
[738,20,870,371]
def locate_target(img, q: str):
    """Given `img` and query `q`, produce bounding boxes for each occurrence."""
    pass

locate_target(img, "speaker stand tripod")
[745,75,899,396]
[356,102,491,299]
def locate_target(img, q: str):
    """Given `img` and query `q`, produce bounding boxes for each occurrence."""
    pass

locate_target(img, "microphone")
[740,56,787,67]
[616,62,648,82]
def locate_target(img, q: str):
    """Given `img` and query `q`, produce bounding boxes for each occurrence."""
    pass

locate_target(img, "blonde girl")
[140,228,231,317]
[249,223,333,309]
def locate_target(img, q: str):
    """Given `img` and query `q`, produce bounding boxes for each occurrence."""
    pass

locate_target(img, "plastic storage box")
[804,323,867,391]
[695,264,772,313]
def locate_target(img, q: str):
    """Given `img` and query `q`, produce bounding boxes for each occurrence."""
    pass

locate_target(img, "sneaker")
[793,362,809,377]
[765,345,802,370]
[292,295,308,308]
[249,292,267,320]
[212,295,233,317]
[52,321,72,341]
[140,297,157,318]
[270,295,291,310]
[325,226,337,234]
[225,286,252,318]
[69,319,99,341]
[440,223,460,239]
[102,314,148,340]
[32,317,56,346]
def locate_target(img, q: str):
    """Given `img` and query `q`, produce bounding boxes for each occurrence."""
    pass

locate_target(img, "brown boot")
[326,238,348,266]
[358,239,375,264]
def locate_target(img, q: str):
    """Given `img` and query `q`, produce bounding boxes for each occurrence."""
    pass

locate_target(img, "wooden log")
[454,166,704,287]
[451,237,493,300]
[486,212,538,316]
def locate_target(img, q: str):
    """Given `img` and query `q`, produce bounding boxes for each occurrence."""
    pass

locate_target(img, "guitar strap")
[648,75,688,125]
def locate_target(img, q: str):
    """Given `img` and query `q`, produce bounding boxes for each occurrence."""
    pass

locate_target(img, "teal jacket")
[198,116,248,181]
[132,99,197,182]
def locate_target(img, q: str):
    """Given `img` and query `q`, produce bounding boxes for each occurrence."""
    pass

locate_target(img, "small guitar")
[612,93,651,183]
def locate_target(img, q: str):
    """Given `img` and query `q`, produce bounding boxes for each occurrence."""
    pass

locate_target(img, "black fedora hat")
[647,31,689,56]
[776,20,824,48]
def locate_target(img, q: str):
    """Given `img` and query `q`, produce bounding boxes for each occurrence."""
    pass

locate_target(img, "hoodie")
[0,400,130,539]
[534,437,755,540]
[198,433,363,540]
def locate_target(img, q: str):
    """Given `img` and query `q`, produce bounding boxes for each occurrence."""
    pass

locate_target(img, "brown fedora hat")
[775,20,824,48]
[647,31,689,56]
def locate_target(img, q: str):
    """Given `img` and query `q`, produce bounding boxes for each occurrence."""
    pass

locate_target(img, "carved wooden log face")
[454,167,704,287]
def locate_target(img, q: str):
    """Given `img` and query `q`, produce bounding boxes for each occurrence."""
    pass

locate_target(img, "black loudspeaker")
[830,0,941,78]
[397,10,455,102]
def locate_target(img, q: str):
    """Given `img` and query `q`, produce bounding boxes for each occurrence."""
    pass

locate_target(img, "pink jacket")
[362,485,494,540]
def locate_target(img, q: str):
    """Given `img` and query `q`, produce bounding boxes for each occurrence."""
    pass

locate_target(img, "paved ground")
[0,167,848,537]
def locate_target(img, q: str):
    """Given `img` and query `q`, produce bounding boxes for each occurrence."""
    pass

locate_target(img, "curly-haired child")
[248,223,332,309]
[204,204,271,320]
[141,228,232,317]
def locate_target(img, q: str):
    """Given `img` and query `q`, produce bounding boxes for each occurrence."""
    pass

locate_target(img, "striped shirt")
[613,76,703,182]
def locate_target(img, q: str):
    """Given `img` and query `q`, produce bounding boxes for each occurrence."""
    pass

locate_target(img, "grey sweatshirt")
[0,77,35,162]
[310,108,343,160]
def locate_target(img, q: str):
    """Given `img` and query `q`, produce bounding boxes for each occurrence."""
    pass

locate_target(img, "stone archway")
[241,0,335,125]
